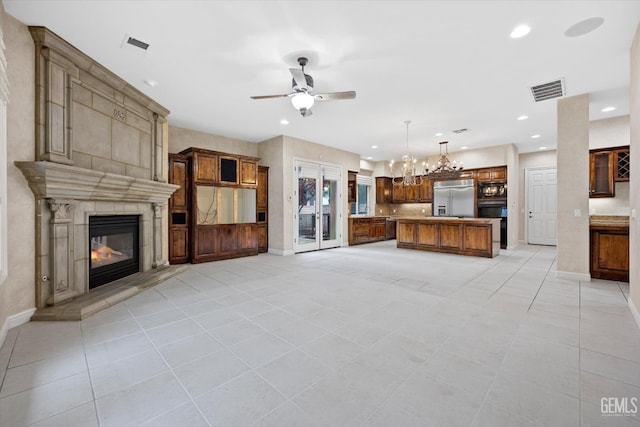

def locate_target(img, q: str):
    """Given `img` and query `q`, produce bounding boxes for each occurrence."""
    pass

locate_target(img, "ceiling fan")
[250,57,356,117]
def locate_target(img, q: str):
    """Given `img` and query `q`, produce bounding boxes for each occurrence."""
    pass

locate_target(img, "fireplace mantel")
[15,161,178,203]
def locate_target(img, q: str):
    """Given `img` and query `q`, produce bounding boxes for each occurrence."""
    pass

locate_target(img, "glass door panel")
[294,161,342,253]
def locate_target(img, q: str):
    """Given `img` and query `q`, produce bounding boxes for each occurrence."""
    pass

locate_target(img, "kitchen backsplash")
[376,203,433,217]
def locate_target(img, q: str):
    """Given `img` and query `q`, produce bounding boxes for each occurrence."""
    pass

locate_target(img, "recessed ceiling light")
[460,146,468,150]
[510,24,531,39]
[539,146,547,150]
[517,115,528,121]
[435,132,443,136]
[565,17,604,38]
[531,134,541,139]
[371,145,378,149]
[144,79,158,87]
[280,119,289,125]
[601,106,616,112]
[366,156,373,160]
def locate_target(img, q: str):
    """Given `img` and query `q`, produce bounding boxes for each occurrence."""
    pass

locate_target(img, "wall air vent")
[530,78,565,102]
[452,128,470,134]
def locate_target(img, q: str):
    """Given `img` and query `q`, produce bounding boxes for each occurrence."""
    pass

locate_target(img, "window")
[350,175,373,215]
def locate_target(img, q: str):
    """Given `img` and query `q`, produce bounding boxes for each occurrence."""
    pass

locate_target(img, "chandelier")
[390,121,424,187]
[425,141,464,179]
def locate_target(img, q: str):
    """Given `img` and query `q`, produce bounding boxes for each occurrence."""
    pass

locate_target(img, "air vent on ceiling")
[530,78,565,102]
[126,36,150,51]
[452,128,470,134]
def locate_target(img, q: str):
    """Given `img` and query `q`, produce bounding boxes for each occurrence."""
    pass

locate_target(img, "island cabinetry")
[397,218,499,258]
[349,217,388,245]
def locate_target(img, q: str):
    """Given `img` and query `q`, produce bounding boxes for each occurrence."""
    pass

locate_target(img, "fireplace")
[89,215,140,289]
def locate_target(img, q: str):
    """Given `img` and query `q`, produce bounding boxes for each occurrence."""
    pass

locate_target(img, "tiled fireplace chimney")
[15,27,178,309]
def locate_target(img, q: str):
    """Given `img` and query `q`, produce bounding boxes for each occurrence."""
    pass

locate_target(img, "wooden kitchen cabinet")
[590,218,629,281]
[376,177,392,204]
[589,146,630,197]
[419,177,433,202]
[392,183,405,203]
[614,147,630,181]
[589,150,615,197]
[476,166,507,182]
[349,217,388,245]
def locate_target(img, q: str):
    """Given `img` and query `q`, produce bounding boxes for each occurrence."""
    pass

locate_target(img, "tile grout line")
[525,251,558,312]
[578,279,583,427]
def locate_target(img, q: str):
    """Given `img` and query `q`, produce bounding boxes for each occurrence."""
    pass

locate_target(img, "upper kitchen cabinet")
[376,177,392,204]
[348,171,357,203]
[588,146,629,198]
[614,147,630,182]
[475,166,507,183]
[419,177,433,202]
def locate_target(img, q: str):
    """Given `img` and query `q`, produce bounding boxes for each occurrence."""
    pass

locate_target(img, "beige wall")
[629,23,640,323]
[518,150,557,242]
[588,115,631,216]
[257,136,285,251]
[0,8,36,339]
[168,125,258,157]
[279,135,361,253]
[557,94,590,280]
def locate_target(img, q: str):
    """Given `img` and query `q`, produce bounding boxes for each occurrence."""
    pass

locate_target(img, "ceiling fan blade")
[314,91,356,101]
[289,68,308,91]
[250,94,290,100]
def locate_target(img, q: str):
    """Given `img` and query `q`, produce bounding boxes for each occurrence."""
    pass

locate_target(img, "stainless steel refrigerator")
[433,179,475,217]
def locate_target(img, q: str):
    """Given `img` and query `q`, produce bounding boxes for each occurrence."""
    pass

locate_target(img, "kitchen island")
[396,217,501,258]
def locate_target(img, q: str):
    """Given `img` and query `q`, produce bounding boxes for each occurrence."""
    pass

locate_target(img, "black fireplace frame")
[89,215,140,289]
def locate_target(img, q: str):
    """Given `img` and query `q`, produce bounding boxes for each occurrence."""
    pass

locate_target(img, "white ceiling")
[5,1,640,162]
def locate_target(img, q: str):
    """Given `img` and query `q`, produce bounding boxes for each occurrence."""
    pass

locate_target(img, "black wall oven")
[477,200,507,249]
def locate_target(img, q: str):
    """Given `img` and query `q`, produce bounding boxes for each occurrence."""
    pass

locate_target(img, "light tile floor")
[1,242,640,426]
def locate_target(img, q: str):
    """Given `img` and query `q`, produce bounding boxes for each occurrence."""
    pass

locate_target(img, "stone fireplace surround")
[15,27,182,317]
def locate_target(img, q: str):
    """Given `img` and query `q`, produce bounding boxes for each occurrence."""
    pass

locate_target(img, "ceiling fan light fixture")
[291,92,315,113]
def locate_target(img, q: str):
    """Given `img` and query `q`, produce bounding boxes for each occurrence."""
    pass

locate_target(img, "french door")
[294,160,342,253]
[526,167,557,245]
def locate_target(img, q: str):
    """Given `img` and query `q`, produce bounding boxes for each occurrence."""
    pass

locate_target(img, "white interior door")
[294,161,342,253]
[526,167,557,245]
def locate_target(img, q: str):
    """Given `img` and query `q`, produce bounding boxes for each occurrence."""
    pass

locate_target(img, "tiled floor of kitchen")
[1,242,639,427]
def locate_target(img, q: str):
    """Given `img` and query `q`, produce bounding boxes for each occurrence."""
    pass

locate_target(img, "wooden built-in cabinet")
[169,154,190,264]
[590,218,629,281]
[257,166,269,253]
[168,147,262,264]
[589,146,630,198]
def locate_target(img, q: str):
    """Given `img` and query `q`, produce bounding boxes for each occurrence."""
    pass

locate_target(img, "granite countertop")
[589,215,629,226]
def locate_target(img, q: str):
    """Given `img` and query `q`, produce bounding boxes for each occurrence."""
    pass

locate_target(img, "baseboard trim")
[0,308,36,350]
[268,248,294,256]
[629,297,640,330]
[555,270,591,282]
